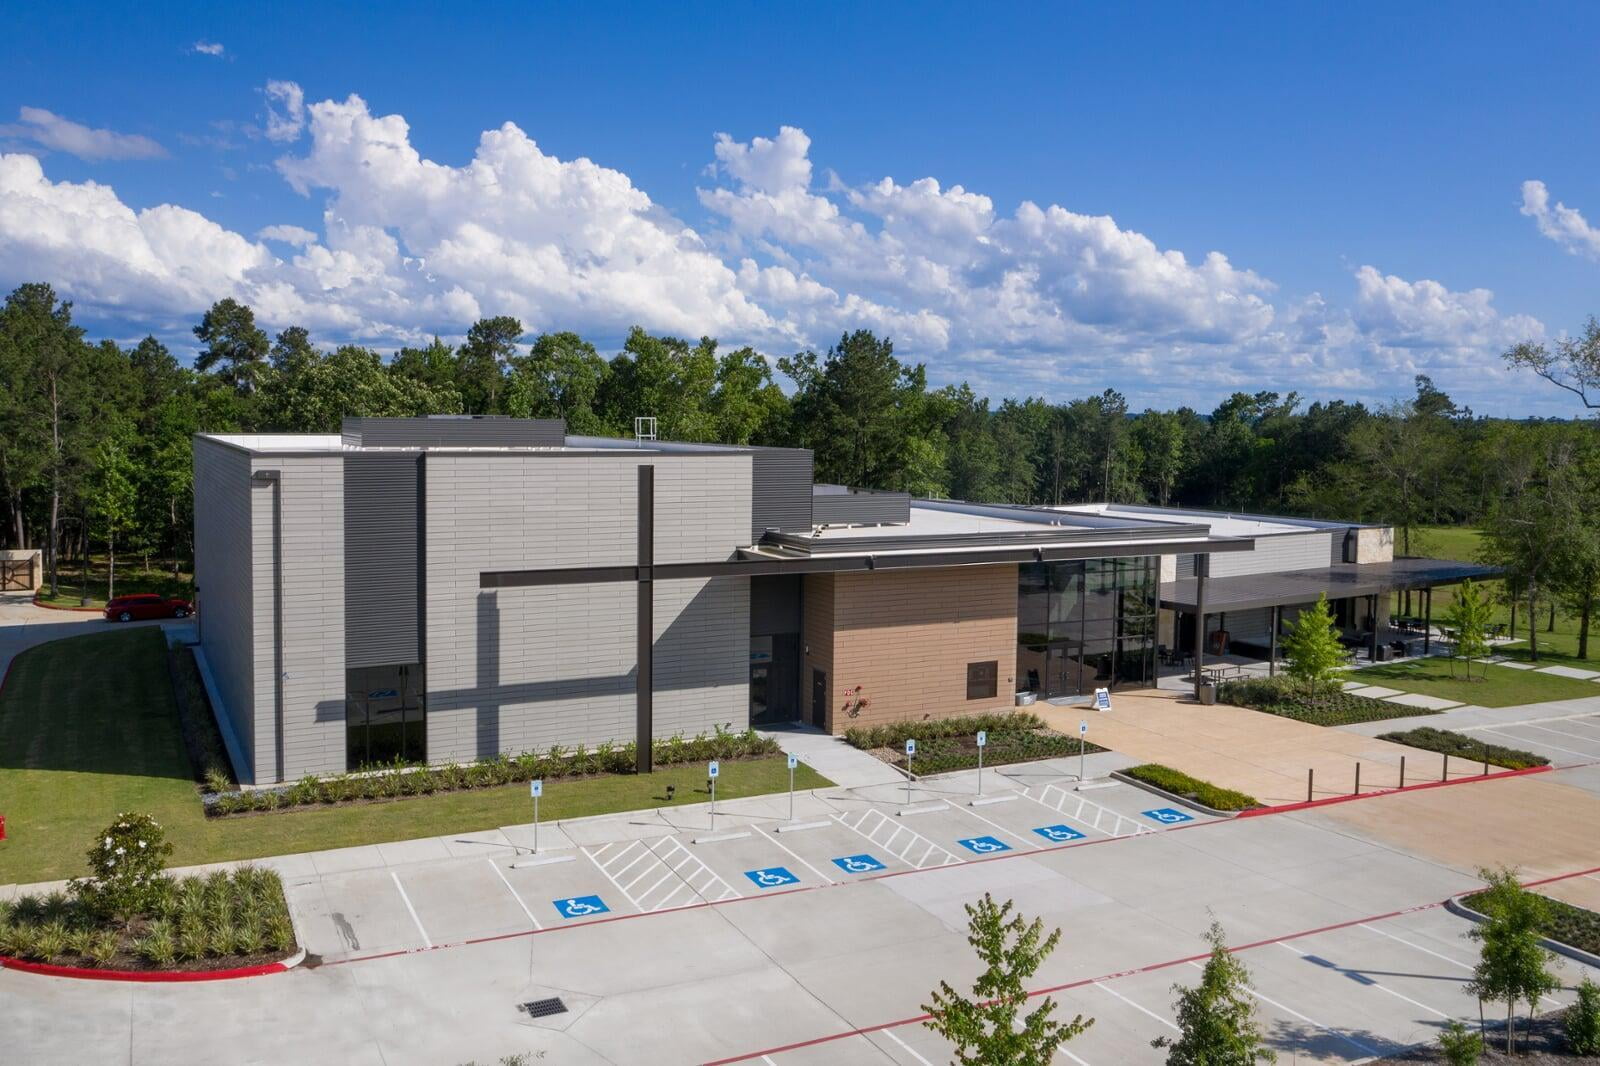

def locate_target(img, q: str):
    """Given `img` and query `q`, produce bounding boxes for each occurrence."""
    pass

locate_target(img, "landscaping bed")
[206,729,782,816]
[1120,763,1261,812]
[844,712,1105,775]
[1217,676,1438,726]
[1376,726,1550,770]
[1370,1007,1599,1063]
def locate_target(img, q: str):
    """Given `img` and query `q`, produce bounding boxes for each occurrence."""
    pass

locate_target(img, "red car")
[104,594,192,623]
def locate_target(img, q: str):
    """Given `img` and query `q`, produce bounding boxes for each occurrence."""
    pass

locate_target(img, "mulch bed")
[1370,1007,1597,1063]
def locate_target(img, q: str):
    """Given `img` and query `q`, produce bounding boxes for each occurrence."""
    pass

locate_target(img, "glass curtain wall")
[1017,558,1157,699]
[346,663,426,769]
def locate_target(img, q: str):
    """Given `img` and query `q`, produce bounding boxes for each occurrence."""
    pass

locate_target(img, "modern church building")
[191,416,1491,785]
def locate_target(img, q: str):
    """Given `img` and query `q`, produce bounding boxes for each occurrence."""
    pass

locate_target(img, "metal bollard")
[1307,767,1314,803]
[1442,753,1449,782]
[1399,755,1406,790]
[1354,762,1361,796]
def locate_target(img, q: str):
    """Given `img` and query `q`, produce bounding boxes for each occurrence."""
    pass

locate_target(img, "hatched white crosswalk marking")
[1025,784,1154,838]
[834,808,962,869]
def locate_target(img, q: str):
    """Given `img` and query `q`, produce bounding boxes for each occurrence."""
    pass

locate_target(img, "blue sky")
[3,1,1599,415]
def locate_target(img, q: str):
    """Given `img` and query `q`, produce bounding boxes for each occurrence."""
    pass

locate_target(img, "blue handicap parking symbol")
[744,866,800,889]
[1032,824,1086,843]
[956,835,1012,855]
[832,853,887,875]
[552,894,609,919]
[1141,807,1194,825]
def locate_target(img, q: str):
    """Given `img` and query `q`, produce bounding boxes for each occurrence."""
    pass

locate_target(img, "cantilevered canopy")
[1159,557,1504,614]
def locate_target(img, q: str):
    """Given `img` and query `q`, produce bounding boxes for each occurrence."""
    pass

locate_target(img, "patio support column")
[1269,605,1279,677]
[1369,593,1380,662]
[1424,587,1432,655]
[1192,554,1209,700]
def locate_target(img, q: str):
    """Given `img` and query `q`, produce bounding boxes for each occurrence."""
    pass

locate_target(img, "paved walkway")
[0,591,184,684]
[756,723,904,789]
[1033,687,1489,805]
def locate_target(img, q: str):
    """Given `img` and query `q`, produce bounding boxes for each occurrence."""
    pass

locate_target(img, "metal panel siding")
[750,447,814,537]
[255,455,347,782]
[1209,532,1336,578]
[423,452,752,762]
[192,437,256,781]
[344,454,420,668]
[811,490,912,527]
[343,416,565,448]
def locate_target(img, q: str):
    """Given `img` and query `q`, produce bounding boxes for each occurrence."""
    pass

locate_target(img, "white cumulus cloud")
[191,41,224,56]
[0,107,166,162]
[257,223,317,246]
[263,81,305,143]
[1521,179,1600,261]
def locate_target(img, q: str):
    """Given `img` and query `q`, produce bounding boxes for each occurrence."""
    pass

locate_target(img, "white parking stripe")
[1359,922,1566,1008]
[1276,942,1449,1018]
[1186,959,1378,1057]
[1478,726,1592,760]
[1519,722,1600,749]
[484,859,542,930]
[389,870,432,949]
[882,1028,934,1065]
[1093,980,1179,1032]
[751,825,836,884]
[945,799,1041,848]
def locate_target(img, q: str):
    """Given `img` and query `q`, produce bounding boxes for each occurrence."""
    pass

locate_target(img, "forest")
[2,280,1596,628]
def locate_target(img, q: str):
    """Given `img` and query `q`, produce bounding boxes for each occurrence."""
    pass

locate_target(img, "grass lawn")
[1344,656,1599,707]
[1413,525,1599,669]
[0,628,831,886]
[32,559,193,610]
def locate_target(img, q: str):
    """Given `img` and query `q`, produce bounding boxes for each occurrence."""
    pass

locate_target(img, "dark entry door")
[811,668,827,729]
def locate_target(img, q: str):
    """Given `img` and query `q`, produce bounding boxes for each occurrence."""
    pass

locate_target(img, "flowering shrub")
[72,812,174,921]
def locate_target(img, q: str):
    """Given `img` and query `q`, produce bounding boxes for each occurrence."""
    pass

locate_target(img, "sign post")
[976,730,987,796]
[904,739,916,805]
[1078,721,1088,785]
[786,752,798,821]
[530,778,543,853]
[708,760,719,820]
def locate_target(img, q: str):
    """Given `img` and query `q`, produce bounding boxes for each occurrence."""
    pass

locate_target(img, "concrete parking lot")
[8,755,1599,1066]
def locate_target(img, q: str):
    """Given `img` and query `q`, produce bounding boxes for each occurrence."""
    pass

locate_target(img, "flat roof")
[1055,502,1361,537]
[1159,557,1504,613]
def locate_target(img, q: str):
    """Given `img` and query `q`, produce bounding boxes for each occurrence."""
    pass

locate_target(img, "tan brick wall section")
[805,564,1018,734]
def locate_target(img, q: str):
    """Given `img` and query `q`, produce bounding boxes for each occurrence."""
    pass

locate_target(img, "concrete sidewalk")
[1033,687,1486,805]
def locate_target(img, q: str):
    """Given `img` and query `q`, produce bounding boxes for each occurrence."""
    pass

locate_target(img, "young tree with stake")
[1154,920,1275,1064]
[1466,867,1560,1054]
[1281,594,1347,703]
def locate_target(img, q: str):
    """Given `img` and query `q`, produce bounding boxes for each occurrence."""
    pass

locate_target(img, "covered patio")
[1158,556,1505,691]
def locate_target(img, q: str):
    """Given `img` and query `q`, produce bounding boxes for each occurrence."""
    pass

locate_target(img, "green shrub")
[1375,727,1549,770]
[86,929,119,967]
[177,920,208,961]
[1438,1019,1482,1065]
[1567,976,1600,1055]
[71,813,175,922]
[844,712,1046,751]
[1121,764,1260,811]
[138,921,177,967]
[1217,675,1429,726]
[32,920,69,962]
[203,766,233,796]
[1,922,37,959]
[267,913,296,953]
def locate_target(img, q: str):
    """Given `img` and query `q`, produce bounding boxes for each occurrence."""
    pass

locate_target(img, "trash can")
[1196,679,1217,705]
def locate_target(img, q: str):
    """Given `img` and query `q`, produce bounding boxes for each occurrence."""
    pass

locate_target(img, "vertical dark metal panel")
[416,454,428,750]
[345,454,420,668]
[749,446,814,538]
[342,416,566,448]
[1192,553,1208,701]
[810,487,911,526]
[636,465,654,774]
[749,574,802,636]
[251,471,285,783]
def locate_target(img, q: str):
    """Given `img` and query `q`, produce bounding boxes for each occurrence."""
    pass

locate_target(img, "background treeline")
[2,282,1595,603]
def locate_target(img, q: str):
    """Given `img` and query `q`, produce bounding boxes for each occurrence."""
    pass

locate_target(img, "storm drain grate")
[518,997,568,1019]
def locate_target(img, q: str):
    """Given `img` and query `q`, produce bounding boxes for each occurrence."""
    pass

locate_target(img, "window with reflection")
[346,663,426,769]
[1017,557,1157,700]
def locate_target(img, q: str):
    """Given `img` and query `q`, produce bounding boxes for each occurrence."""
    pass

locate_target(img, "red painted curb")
[29,596,103,613]
[1236,762,1553,817]
[0,954,292,982]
